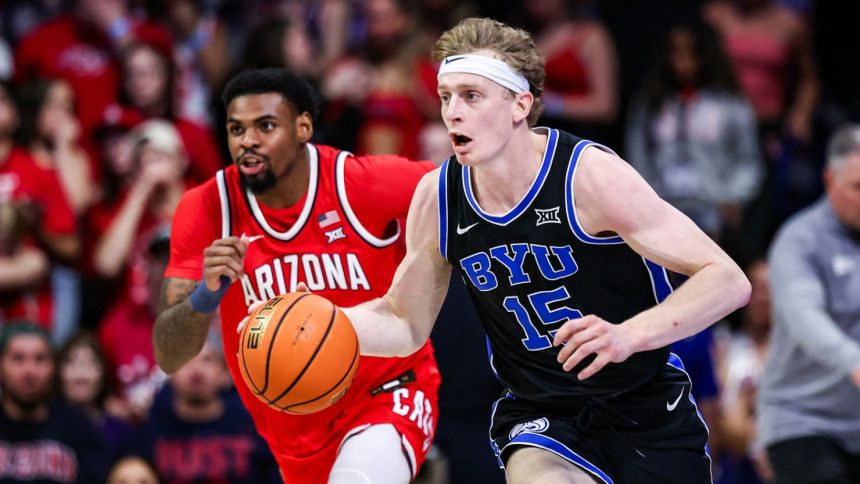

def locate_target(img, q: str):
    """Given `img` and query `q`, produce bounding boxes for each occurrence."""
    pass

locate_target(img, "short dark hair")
[0,322,52,356]
[222,68,318,121]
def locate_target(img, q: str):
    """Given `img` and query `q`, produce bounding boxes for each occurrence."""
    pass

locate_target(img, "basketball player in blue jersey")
[259,17,750,484]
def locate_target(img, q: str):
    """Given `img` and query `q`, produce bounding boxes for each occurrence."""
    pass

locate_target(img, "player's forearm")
[153,277,217,374]
[153,296,212,374]
[625,262,750,352]
[342,297,427,357]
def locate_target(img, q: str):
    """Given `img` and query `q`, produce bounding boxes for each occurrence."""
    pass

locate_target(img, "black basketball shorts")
[489,354,711,484]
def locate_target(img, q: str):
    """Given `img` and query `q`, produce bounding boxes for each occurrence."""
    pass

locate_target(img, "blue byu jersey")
[438,128,673,402]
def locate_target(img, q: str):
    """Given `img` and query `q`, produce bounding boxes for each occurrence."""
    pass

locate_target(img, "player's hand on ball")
[552,315,635,380]
[236,300,265,334]
[203,236,249,290]
[235,281,311,334]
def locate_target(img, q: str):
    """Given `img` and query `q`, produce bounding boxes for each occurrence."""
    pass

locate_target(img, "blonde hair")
[432,18,545,126]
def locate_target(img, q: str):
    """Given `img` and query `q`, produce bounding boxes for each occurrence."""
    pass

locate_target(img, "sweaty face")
[827,154,860,232]
[226,93,305,195]
[437,71,521,166]
[0,334,54,409]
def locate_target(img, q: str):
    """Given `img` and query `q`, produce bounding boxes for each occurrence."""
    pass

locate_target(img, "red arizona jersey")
[165,143,436,461]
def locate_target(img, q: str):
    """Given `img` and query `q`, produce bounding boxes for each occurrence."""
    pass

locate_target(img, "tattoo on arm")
[153,278,214,374]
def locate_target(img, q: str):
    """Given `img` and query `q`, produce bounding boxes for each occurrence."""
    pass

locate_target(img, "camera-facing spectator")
[16,77,96,344]
[0,322,109,483]
[13,0,172,137]
[626,21,763,244]
[57,330,131,449]
[117,41,223,187]
[87,122,183,417]
[92,120,186,281]
[126,339,280,484]
[0,80,78,329]
[17,77,96,215]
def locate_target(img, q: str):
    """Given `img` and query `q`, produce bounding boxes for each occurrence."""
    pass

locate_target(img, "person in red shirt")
[13,0,172,138]
[117,41,223,187]
[153,68,440,484]
[0,81,78,328]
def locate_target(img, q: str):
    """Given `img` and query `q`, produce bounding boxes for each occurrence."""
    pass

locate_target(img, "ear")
[295,112,313,143]
[512,91,534,125]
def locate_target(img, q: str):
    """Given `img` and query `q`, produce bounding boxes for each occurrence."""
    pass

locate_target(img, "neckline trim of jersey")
[462,128,558,226]
[244,143,319,241]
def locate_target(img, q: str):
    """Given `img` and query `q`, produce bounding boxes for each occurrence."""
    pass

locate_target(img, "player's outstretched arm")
[154,236,248,374]
[342,170,451,357]
[554,147,751,379]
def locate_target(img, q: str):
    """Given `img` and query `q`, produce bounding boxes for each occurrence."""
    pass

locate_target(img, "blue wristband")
[189,276,230,313]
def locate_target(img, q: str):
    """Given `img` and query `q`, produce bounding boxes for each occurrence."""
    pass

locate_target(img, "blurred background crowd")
[1,0,858,483]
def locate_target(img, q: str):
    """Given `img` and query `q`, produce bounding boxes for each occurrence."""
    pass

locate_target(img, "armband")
[188,276,230,313]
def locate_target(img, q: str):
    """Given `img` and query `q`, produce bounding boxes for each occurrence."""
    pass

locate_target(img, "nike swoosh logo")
[444,55,466,65]
[666,388,684,411]
[456,222,479,235]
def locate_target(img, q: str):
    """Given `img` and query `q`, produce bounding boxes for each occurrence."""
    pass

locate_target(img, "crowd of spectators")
[1,0,858,483]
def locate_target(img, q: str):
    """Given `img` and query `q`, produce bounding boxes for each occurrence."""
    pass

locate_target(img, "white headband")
[437,54,530,93]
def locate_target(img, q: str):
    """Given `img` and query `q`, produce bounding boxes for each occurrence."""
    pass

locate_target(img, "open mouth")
[239,155,267,176]
[450,132,472,148]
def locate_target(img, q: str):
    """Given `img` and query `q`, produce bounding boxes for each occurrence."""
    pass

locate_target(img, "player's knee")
[329,469,373,484]
[505,447,593,484]
[329,424,412,484]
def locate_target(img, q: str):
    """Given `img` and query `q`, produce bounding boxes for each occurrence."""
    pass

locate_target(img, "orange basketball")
[238,293,360,414]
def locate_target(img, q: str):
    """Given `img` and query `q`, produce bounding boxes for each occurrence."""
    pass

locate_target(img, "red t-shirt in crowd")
[0,147,76,326]
[14,14,172,136]
[92,104,224,188]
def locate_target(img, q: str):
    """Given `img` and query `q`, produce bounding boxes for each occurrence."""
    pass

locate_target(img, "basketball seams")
[280,319,360,413]
[266,300,338,405]
[255,294,309,394]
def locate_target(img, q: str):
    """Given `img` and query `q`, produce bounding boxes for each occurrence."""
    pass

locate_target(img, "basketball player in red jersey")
[152,68,440,484]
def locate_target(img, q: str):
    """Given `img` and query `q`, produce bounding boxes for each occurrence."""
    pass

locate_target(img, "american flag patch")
[318,210,341,228]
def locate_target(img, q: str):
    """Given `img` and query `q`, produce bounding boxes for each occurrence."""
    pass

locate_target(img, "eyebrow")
[437,82,484,92]
[226,114,279,124]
